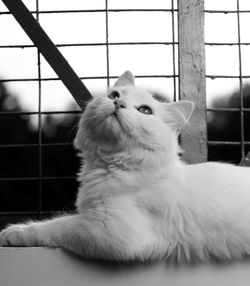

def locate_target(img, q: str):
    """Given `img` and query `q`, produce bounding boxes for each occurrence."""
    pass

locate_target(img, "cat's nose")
[114,99,126,109]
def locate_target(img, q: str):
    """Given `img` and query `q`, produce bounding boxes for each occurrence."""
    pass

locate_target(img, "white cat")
[1,71,250,263]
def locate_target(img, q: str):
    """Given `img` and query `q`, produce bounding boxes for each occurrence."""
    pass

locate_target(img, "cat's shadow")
[61,248,155,272]
[60,248,250,273]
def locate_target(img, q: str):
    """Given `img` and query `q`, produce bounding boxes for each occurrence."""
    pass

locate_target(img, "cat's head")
[74,71,194,161]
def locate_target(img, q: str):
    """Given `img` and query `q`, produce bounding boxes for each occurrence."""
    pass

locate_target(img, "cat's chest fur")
[75,161,184,224]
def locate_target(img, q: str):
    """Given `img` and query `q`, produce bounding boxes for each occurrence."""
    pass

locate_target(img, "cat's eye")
[137,105,153,115]
[108,90,120,100]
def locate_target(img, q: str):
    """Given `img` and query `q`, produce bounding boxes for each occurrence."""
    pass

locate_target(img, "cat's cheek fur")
[114,110,167,150]
[132,117,177,153]
[138,120,170,148]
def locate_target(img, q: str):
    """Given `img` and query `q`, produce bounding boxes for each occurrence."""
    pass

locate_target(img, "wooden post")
[178,0,207,163]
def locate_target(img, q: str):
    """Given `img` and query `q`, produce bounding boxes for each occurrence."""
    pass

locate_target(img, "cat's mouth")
[109,109,128,134]
[110,107,120,119]
[110,110,122,125]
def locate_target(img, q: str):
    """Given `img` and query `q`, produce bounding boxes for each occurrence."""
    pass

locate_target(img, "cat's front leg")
[0,223,38,246]
[0,215,85,251]
[0,212,154,260]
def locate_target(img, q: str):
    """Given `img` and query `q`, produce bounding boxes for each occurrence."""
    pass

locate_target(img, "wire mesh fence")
[205,0,250,163]
[0,0,179,227]
[0,0,250,228]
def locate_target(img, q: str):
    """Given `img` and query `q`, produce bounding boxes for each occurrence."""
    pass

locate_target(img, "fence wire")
[205,1,249,160]
[1,0,249,222]
[0,1,178,221]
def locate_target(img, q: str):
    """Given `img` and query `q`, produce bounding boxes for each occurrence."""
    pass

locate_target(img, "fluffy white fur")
[1,71,250,263]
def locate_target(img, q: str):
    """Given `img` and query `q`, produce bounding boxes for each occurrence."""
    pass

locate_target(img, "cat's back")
[185,161,250,186]
[183,161,250,205]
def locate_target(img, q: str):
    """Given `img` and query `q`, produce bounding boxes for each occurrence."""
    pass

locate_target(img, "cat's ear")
[163,101,195,132]
[114,71,135,87]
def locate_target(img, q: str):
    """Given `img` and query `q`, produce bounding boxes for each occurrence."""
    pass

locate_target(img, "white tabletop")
[1,247,250,286]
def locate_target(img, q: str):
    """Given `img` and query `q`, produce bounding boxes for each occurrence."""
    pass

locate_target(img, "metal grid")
[205,1,250,160]
[0,0,179,223]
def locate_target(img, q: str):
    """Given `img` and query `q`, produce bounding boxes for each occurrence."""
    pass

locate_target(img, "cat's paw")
[0,224,36,246]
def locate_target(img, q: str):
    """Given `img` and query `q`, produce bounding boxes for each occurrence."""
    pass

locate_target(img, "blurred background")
[0,0,250,228]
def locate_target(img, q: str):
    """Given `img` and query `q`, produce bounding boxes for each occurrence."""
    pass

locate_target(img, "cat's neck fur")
[80,138,182,174]
[76,140,183,211]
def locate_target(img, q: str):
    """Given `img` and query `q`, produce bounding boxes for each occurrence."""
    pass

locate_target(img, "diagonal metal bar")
[1,0,93,110]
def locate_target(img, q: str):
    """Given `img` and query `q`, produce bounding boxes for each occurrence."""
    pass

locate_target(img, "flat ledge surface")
[1,247,250,286]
